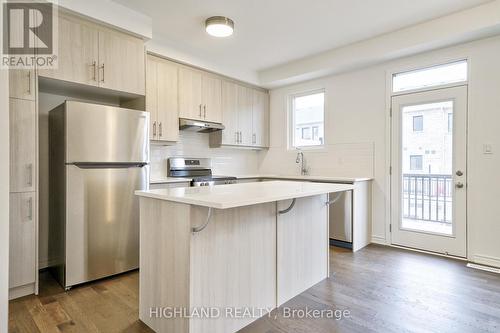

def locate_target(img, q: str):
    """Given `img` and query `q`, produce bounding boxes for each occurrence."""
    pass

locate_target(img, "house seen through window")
[290,90,325,148]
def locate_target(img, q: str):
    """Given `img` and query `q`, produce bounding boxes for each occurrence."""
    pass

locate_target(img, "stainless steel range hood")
[179,118,225,133]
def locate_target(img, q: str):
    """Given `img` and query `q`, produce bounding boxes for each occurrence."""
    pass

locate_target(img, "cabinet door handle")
[153,121,157,137]
[235,132,238,143]
[252,133,256,144]
[199,104,202,117]
[92,61,97,81]
[27,197,33,221]
[203,105,207,118]
[27,163,33,187]
[100,63,105,82]
[27,71,31,94]
[238,131,242,143]
[159,122,162,137]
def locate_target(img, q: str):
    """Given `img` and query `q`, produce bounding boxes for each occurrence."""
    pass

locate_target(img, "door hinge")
[389,224,392,232]
[389,166,392,175]
[389,107,392,117]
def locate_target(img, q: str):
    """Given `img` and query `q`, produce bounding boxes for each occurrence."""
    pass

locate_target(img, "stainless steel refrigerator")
[49,101,149,289]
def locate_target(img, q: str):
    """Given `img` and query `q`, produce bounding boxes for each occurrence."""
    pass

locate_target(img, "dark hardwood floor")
[9,245,500,332]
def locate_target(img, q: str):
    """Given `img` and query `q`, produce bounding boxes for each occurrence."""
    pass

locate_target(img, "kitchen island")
[135,181,354,333]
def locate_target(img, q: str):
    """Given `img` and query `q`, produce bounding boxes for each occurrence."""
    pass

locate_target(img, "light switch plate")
[483,144,493,154]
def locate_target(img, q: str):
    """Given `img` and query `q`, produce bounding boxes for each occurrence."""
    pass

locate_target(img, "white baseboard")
[9,283,35,300]
[471,254,500,269]
[370,235,387,245]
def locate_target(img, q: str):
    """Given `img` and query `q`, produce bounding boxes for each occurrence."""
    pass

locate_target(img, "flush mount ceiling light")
[205,16,234,37]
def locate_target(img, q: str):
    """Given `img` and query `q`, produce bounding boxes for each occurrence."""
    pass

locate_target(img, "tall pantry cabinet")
[8,67,38,300]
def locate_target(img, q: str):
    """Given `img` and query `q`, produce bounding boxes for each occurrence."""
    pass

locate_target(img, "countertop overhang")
[136,180,354,209]
[149,174,373,185]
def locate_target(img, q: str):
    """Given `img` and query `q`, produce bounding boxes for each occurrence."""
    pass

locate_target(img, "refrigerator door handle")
[71,162,149,169]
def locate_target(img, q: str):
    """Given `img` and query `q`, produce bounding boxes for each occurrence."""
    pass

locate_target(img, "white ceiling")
[113,0,492,78]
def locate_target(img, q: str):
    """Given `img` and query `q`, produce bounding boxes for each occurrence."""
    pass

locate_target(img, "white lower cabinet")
[9,192,36,298]
[277,195,329,305]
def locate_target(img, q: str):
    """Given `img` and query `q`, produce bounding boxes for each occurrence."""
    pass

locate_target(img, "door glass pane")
[401,101,453,235]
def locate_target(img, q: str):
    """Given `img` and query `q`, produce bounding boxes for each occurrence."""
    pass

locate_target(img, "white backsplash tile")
[150,131,262,179]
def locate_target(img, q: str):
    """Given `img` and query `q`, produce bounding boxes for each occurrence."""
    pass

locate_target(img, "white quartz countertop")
[149,174,372,184]
[235,174,373,183]
[150,177,192,184]
[136,180,354,209]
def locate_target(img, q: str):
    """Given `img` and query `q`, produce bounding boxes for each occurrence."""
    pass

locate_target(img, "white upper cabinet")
[179,67,203,120]
[179,67,222,122]
[98,28,146,95]
[156,60,179,141]
[212,82,269,148]
[146,55,179,142]
[237,85,253,146]
[202,75,222,123]
[9,69,36,101]
[220,81,239,145]
[38,14,145,95]
[252,90,270,147]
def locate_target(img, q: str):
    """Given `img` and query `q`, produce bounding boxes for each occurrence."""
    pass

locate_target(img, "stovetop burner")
[168,157,238,186]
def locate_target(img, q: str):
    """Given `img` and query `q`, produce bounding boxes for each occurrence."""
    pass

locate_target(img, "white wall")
[0,1,10,329]
[261,35,500,266]
[150,132,261,181]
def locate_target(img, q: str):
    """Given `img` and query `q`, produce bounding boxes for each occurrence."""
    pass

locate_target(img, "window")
[290,90,325,148]
[410,155,423,171]
[448,113,453,133]
[392,60,468,93]
[413,115,423,132]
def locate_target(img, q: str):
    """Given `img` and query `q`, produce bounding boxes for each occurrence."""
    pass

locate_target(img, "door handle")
[199,104,202,117]
[27,163,33,187]
[456,170,463,176]
[203,105,206,118]
[100,63,105,82]
[159,122,162,137]
[27,71,31,94]
[456,182,464,189]
[92,61,97,81]
[153,121,157,137]
[27,197,33,221]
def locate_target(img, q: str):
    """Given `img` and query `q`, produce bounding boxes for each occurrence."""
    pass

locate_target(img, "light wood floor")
[9,245,500,332]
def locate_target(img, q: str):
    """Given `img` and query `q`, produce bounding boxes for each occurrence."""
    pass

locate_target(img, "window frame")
[391,59,468,96]
[288,88,326,151]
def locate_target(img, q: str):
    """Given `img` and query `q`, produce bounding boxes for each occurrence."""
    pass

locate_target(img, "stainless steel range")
[168,157,237,186]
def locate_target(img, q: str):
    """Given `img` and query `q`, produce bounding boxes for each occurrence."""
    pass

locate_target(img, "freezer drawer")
[329,190,353,243]
[62,164,148,287]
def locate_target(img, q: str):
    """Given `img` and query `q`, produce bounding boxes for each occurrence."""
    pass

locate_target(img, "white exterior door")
[391,85,467,257]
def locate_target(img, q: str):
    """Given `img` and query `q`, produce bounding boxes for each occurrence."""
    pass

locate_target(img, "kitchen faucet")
[295,151,309,176]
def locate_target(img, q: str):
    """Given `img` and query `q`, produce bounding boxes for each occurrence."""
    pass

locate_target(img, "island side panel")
[277,194,329,306]
[352,181,372,252]
[189,203,277,333]
[139,197,191,333]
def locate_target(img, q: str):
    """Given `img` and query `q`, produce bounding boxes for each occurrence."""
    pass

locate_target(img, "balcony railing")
[403,174,453,224]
